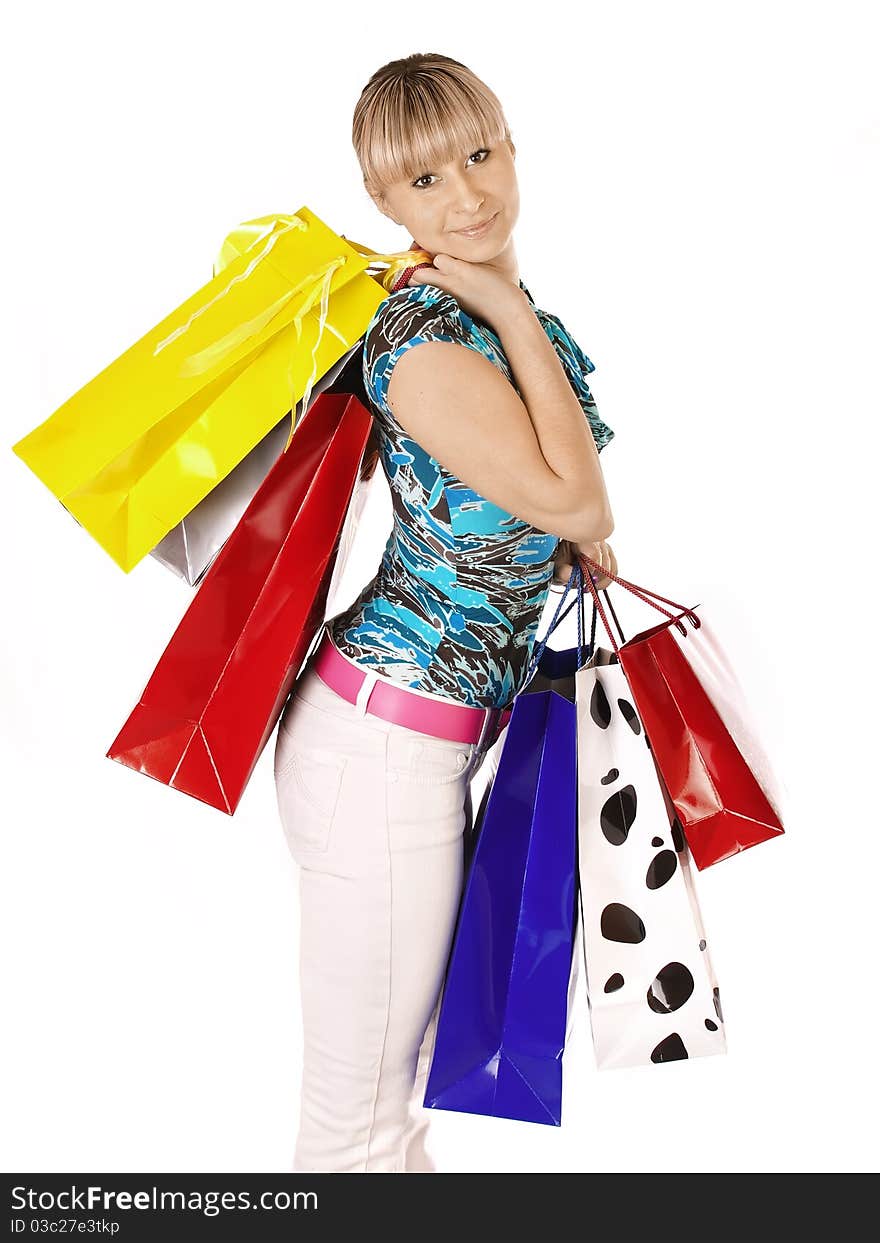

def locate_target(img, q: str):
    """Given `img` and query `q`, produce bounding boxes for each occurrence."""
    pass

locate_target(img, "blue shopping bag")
[424,565,595,1126]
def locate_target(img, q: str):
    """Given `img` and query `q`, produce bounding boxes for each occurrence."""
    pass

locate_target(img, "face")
[373,137,520,264]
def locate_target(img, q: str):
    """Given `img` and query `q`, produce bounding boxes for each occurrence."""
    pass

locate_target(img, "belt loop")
[355,669,379,716]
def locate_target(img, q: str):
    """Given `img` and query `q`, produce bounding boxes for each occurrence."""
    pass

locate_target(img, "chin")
[451,228,509,260]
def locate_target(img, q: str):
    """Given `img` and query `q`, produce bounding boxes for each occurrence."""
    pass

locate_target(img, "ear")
[505,137,517,160]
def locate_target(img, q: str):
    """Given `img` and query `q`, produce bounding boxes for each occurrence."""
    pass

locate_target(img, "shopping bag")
[145,218,411,585]
[106,390,372,814]
[12,208,387,572]
[575,638,727,1069]
[424,572,591,1126]
[149,343,362,585]
[576,552,787,870]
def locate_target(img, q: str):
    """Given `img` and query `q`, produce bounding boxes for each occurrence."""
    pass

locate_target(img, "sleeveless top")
[326,278,615,709]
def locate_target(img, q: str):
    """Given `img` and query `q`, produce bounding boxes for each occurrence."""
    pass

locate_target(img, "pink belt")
[311,626,513,746]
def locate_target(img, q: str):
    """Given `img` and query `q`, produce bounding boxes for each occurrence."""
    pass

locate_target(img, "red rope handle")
[577,553,701,651]
[390,261,434,292]
[578,553,700,624]
[580,556,678,627]
[578,559,624,656]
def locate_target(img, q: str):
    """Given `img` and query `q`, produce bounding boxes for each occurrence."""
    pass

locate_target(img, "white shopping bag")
[575,645,727,1069]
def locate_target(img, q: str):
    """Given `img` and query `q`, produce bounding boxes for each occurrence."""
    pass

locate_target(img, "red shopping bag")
[577,553,786,870]
[107,391,372,815]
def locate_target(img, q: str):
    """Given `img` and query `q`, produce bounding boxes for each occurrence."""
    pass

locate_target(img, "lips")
[455,212,498,236]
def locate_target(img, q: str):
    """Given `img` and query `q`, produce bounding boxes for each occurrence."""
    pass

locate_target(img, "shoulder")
[362,283,476,418]
[364,282,473,353]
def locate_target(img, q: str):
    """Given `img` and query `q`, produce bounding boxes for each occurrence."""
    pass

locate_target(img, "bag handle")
[206,219,435,458]
[525,555,635,679]
[525,561,590,683]
[282,238,431,449]
[577,552,701,657]
[577,553,699,627]
[388,260,435,292]
[342,235,434,293]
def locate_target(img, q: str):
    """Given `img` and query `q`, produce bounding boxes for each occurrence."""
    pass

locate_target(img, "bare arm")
[495,292,614,541]
[384,289,614,544]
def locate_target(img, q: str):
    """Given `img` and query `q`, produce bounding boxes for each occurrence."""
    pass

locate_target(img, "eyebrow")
[411,146,491,181]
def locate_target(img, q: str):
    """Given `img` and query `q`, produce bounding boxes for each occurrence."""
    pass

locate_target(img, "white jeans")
[273,656,501,1173]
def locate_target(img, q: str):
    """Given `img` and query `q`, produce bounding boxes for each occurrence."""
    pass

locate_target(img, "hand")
[579,539,617,590]
[407,253,526,332]
[552,538,617,590]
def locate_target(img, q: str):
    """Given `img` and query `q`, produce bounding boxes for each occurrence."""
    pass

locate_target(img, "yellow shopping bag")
[12,208,422,573]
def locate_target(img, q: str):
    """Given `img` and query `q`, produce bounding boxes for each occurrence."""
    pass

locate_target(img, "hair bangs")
[353,56,510,196]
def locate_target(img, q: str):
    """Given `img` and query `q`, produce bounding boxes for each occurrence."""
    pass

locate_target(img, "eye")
[411,148,491,189]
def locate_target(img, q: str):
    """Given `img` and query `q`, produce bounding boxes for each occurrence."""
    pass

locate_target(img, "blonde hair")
[352,55,512,484]
[352,53,513,200]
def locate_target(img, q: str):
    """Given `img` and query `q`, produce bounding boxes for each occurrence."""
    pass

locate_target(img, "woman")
[273,52,617,1174]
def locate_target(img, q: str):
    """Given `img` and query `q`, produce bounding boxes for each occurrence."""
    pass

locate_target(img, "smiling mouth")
[455,212,498,236]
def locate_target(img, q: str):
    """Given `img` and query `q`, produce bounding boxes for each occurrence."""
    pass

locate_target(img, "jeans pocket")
[392,735,477,787]
[275,744,347,856]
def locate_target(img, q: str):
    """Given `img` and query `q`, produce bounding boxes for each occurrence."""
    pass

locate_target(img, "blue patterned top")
[327,278,615,708]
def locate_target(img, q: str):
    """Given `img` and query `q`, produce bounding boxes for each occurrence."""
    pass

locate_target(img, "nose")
[447,172,485,222]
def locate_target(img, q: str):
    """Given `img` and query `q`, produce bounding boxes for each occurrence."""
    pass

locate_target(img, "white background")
[2,0,877,1174]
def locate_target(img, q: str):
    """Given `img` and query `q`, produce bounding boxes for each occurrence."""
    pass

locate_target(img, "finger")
[553,549,577,585]
[594,540,612,589]
[578,541,600,572]
[408,267,438,285]
[583,547,601,581]
[552,540,573,573]
[549,556,571,584]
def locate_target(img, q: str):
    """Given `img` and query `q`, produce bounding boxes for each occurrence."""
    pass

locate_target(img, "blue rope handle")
[525,560,593,684]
